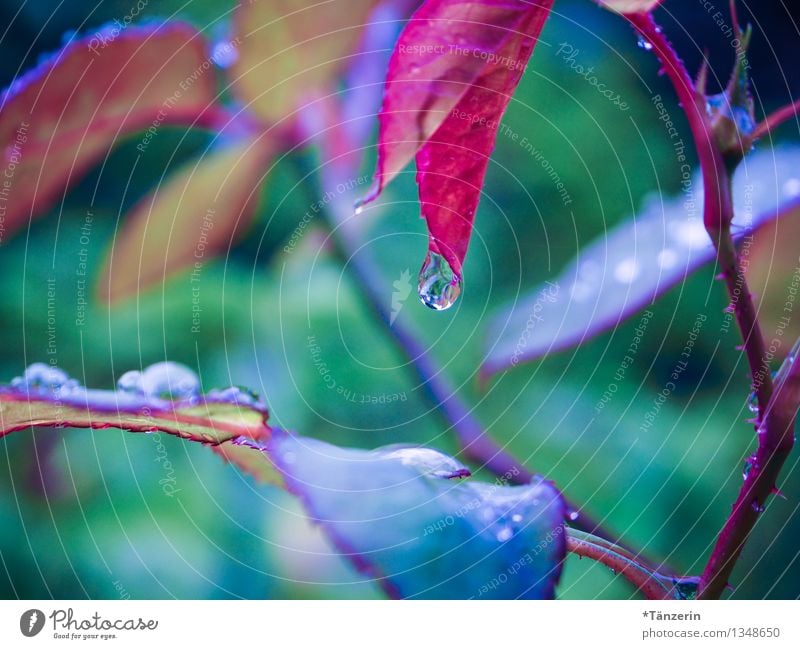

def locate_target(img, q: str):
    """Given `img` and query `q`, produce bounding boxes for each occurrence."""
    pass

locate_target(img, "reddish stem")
[627,10,794,599]
[751,98,800,142]
[566,532,674,600]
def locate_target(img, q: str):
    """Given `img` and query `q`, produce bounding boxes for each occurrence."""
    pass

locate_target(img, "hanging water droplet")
[637,37,653,51]
[417,251,462,311]
[139,362,200,400]
[353,197,366,216]
[751,501,765,513]
[568,510,580,522]
[496,526,513,542]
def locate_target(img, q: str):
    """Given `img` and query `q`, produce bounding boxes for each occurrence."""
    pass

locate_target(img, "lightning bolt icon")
[28,611,38,632]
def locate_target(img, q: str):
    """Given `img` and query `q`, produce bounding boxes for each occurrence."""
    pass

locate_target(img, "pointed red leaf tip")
[361,0,555,292]
[594,0,663,13]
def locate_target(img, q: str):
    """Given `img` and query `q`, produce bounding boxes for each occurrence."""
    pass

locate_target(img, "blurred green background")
[1,0,799,599]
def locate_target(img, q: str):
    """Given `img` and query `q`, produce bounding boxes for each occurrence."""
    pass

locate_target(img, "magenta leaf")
[481,147,800,379]
[0,23,218,236]
[361,0,554,307]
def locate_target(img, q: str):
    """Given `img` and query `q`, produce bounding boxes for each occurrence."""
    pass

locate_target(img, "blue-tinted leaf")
[482,147,800,378]
[270,431,566,599]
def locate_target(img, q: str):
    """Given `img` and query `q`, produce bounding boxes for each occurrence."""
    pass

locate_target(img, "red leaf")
[361,0,554,298]
[0,23,217,237]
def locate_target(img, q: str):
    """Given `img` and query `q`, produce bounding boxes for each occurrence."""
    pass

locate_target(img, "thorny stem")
[628,10,795,599]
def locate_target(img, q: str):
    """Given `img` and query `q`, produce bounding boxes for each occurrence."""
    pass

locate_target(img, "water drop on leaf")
[139,362,200,400]
[417,251,462,311]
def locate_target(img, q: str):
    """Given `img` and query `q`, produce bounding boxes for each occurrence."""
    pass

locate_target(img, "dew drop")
[210,40,238,68]
[742,455,757,481]
[496,526,513,542]
[116,370,143,394]
[139,362,200,400]
[751,501,765,513]
[657,248,678,270]
[637,37,653,51]
[12,363,77,393]
[353,197,366,216]
[613,257,640,284]
[746,390,759,414]
[782,178,800,198]
[568,510,580,522]
[511,514,523,523]
[417,251,462,311]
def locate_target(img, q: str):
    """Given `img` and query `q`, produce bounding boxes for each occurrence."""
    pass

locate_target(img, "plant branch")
[698,344,798,599]
[566,529,697,600]
[751,98,800,142]
[288,151,618,539]
[627,9,794,599]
